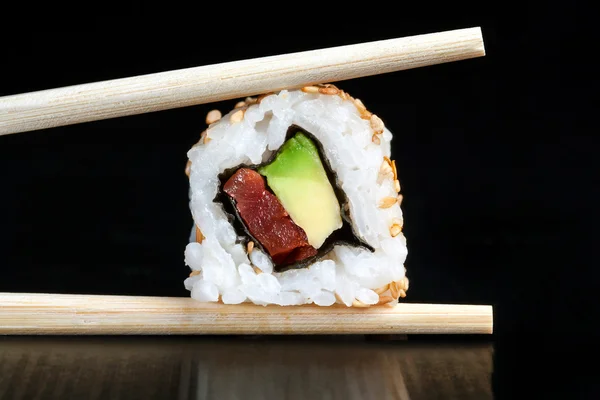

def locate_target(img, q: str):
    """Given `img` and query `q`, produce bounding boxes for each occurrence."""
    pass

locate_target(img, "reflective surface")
[0,337,493,399]
[0,336,494,399]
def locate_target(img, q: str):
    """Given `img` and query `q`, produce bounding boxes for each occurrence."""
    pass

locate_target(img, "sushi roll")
[184,84,408,307]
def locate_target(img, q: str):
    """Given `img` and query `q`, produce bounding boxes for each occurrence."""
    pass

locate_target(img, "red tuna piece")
[223,168,317,265]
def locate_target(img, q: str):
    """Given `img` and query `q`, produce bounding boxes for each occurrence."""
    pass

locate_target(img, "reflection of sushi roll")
[184,84,408,307]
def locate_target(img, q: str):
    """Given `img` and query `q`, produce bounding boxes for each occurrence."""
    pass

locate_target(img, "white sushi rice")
[184,89,407,306]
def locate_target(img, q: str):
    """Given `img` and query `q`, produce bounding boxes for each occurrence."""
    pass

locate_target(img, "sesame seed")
[377,295,395,305]
[397,194,404,206]
[390,224,402,237]
[380,160,393,175]
[378,196,398,209]
[370,114,384,135]
[338,91,349,101]
[398,289,407,298]
[354,98,367,114]
[189,270,200,277]
[234,101,246,108]
[301,86,319,94]
[360,110,373,120]
[396,278,405,291]
[195,225,205,243]
[372,133,381,145]
[205,109,222,125]
[403,276,410,291]
[245,97,257,104]
[318,86,339,95]
[374,283,390,295]
[247,241,254,254]
[252,266,263,274]
[185,160,191,178]
[394,179,401,193]
[378,160,394,184]
[391,160,398,180]
[389,281,399,299]
[230,109,245,123]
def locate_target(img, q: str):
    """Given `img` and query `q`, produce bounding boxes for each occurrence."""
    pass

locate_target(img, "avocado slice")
[258,132,343,249]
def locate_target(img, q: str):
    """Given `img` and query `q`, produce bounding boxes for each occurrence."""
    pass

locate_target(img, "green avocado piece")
[258,132,342,249]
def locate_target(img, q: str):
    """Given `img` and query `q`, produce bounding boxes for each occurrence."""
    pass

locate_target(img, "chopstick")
[0,27,485,136]
[0,292,493,335]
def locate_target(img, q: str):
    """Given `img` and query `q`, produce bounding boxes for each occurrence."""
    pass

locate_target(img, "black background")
[0,3,597,398]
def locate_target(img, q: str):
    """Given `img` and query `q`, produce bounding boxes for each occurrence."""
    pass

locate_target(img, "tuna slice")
[223,168,318,265]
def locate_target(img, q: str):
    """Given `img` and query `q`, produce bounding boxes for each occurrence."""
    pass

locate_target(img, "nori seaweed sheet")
[214,125,374,273]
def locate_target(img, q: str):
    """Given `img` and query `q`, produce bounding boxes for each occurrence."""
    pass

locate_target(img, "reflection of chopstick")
[0,292,493,335]
[0,338,493,398]
[0,27,485,136]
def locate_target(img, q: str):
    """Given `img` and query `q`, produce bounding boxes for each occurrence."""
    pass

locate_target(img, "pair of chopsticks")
[0,27,490,335]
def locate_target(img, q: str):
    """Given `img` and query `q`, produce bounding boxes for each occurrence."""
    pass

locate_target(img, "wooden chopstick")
[0,27,485,136]
[0,292,493,335]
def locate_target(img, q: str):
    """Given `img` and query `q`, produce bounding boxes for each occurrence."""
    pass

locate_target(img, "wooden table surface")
[0,336,493,400]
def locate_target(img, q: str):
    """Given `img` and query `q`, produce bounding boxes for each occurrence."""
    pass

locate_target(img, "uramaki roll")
[184,85,408,307]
